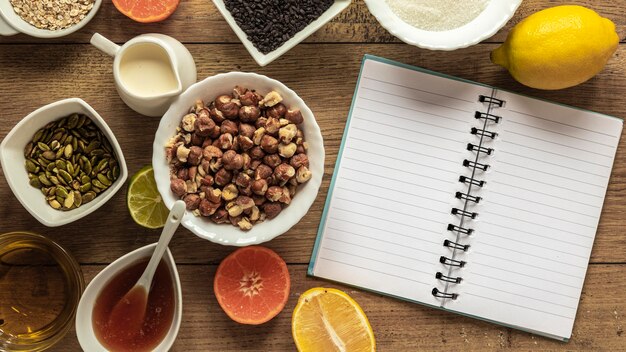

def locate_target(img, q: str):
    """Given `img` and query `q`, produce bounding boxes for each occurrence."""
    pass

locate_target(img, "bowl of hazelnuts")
[152,72,324,246]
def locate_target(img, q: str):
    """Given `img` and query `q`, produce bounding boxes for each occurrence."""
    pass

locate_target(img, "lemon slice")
[127,165,169,229]
[292,287,376,352]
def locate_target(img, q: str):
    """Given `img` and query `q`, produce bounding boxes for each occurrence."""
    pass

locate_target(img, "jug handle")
[90,33,120,57]
[0,16,18,36]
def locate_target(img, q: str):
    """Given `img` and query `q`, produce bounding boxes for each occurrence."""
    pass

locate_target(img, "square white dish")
[0,98,128,227]
[212,0,351,66]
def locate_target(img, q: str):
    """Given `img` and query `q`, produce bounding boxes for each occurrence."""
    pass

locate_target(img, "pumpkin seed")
[49,199,61,209]
[55,187,68,198]
[58,169,72,184]
[24,142,34,157]
[42,150,56,160]
[82,191,96,203]
[97,173,111,186]
[64,144,73,158]
[55,159,67,170]
[92,179,106,189]
[29,177,42,188]
[25,159,37,173]
[79,183,91,192]
[64,191,74,209]
[73,191,82,207]
[39,174,52,187]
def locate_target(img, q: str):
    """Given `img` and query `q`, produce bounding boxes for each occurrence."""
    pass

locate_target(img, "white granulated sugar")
[386,0,490,31]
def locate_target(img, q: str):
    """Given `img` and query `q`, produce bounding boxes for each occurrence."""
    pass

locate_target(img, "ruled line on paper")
[507,108,620,138]
[360,87,473,114]
[356,107,467,133]
[318,256,433,287]
[495,170,604,198]
[480,210,592,239]
[343,156,457,179]
[470,272,580,299]
[471,262,581,290]
[325,237,435,265]
[471,251,584,279]
[346,145,459,170]
[495,160,606,187]
[487,191,597,219]
[320,247,434,276]
[477,242,587,269]
[334,197,446,223]
[464,282,578,309]
[358,96,468,123]
[350,137,459,163]
[327,226,441,256]
[478,232,588,259]
[502,129,615,158]
[463,293,575,320]
[486,201,597,229]
[501,141,612,168]
[336,187,449,215]
[353,114,466,142]
[492,181,599,208]
[497,150,607,178]
[328,216,442,243]
[352,126,462,153]
[341,167,450,195]
[504,119,616,147]
[338,176,450,205]
[480,222,590,249]
[361,75,475,103]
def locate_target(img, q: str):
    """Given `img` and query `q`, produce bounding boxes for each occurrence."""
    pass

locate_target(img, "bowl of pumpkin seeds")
[0,98,127,227]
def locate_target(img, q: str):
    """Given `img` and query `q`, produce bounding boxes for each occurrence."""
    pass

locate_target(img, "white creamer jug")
[91,33,197,117]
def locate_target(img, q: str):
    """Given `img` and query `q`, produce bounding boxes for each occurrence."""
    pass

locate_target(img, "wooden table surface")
[1,1,626,351]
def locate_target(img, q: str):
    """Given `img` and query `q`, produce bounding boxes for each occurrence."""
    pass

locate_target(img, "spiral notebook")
[308,55,623,341]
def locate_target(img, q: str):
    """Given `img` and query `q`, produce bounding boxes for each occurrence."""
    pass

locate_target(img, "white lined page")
[311,58,491,307]
[453,91,623,340]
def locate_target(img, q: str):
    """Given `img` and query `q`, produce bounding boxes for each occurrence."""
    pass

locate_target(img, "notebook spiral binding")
[432,94,504,300]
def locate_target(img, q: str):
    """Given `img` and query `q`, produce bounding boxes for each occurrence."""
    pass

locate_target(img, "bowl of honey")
[0,232,84,351]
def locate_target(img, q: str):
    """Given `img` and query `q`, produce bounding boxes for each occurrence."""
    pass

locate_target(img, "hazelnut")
[191,133,204,146]
[288,183,297,197]
[233,86,248,99]
[278,143,297,158]
[260,91,283,107]
[176,167,189,181]
[241,153,252,170]
[263,202,282,219]
[290,153,309,168]
[185,179,198,194]
[235,173,252,188]
[296,144,306,154]
[229,215,242,226]
[278,124,298,144]
[263,154,282,168]
[236,196,255,210]
[266,103,287,119]
[211,208,229,223]
[215,94,232,110]
[182,113,197,132]
[249,206,260,221]
[260,135,279,153]
[279,186,291,204]
[251,179,268,196]
[239,105,261,122]
[217,133,233,150]
[222,150,244,170]
[215,168,233,186]
[219,102,239,119]
[238,184,252,197]
[187,146,203,165]
[209,125,221,139]
[255,164,273,180]
[285,109,304,124]
[239,123,256,138]
[222,183,239,201]
[203,145,223,160]
[266,186,283,202]
[239,90,259,106]
[193,99,204,113]
[183,194,201,210]
[237,136,254,151]
[255,117,268,129]
[249,146,265,160]
[226,202,243,217]
[237,217,253,231]
[274,163,296,185]
[199,199,221,216]
[176,145,190,162]
[194,115,216,137]
[296,166,312,183]
[253,127,266,145]
[209,107,226,124]
[189,166,198,181]
[170,178,187,197]
[200,159,211,175]
[253,195,266,206]
[220,120,238,135]
[250,159,262,170]
[201,138,214,148]
[265,117,281,135]
[205,187,221,203]
[200,175,214,187]
[209,158,222,173]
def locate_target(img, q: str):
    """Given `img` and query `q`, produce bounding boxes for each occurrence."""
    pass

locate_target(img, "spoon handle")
[140,200,186,288]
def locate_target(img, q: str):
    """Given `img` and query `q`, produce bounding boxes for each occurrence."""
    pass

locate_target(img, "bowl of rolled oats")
[152,72,325,246]
[0,0,101,38]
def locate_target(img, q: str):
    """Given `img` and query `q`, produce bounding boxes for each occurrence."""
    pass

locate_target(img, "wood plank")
[47,264,626,351]
[0,0,624,45]
[1,43,625,264]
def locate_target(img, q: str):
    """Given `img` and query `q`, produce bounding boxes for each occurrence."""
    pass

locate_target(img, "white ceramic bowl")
[76,243,183,352]
[0,0,102,37]
[212,0,350,66]
[153,72,324,246]
[0,98,128,227]
[364,0,522,50]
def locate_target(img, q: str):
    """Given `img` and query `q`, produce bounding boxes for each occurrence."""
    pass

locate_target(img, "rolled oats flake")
[9,0,95,30]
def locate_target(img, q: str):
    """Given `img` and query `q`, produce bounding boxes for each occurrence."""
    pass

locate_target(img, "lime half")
[127,166,169,229]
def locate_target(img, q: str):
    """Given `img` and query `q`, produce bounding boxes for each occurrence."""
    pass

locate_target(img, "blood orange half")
[112,0,180,23]
[214,246,290,325]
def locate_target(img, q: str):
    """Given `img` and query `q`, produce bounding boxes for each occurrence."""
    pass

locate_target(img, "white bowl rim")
[75,243,182,352]
[0,0,102,38]
[364,0,522,51]
[0,98,128,227]
[152,71,325,246]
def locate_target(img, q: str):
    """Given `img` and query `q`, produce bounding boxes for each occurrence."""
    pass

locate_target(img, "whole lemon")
[491,5,618,90]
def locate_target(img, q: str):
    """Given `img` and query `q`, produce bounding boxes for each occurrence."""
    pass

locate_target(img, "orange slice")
[112,0,180,23]
[214,246,290,325]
